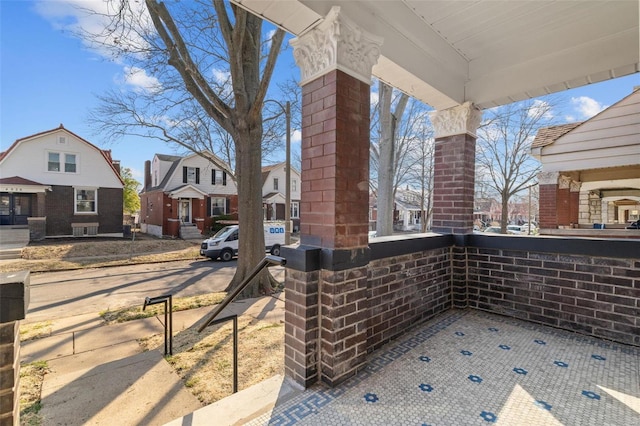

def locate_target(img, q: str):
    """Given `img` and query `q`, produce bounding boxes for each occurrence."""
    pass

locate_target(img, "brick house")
[139,152,237,238]
[532,89,640,238]
[261,162,301,231]
[0,125,124,239]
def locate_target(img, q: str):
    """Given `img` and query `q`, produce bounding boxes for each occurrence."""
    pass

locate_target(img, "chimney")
[144,160,151,190]
[112,160,121,176]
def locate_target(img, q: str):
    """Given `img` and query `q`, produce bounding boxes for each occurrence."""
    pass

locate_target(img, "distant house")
[140,152,237,238]
[531,88,640,237]
[261,162,301,231]
[0,125,124,239]
[369,188,431,232]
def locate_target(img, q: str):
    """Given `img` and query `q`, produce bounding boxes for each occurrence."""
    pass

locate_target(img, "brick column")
[0,271,30,426]
[429,102,482,234]
[538,171,560,229]
[557,175,571,227]
[284,6,382,388]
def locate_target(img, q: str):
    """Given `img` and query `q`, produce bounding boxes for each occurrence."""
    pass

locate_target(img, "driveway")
[25,259,285,323]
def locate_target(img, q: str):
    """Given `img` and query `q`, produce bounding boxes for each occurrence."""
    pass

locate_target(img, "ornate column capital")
[290,6,383,86]
[537,171,559,185]
[429,102,483,138]
[558,174,572,190]
[570,181,582,192]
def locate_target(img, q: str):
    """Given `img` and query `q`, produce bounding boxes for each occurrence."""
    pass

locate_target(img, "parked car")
[484,226,502,234]
[200,221,285,261]
[626,220,640,229]
[507,225,525,235]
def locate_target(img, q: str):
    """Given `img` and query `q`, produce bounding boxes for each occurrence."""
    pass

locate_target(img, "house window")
[273,178,279,191]
[291,201,299,219]
[48,152,60,171]
[292,179,297,192]
[75,188,97,214]
[187,167,196,183]
[48,152,77,173]
[211,197,226,216]
[212,170,227,186]
[65,154,76,173]
[183,166,200,184]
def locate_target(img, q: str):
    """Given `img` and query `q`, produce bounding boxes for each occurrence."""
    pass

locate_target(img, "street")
[25,259,284,323]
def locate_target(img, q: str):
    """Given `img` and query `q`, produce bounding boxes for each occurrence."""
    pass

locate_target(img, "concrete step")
[164,374,302,426]
[0,248,22,260]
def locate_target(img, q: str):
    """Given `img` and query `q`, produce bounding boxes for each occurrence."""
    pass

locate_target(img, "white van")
[200,221,286,261]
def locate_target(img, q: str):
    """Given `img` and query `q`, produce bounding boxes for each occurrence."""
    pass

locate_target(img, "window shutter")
[223,171,227,186]
[225,198,230,214]
[182,166,187,183]
[206,196,211,216]
[212,170,216,185]
[196,168,200,184]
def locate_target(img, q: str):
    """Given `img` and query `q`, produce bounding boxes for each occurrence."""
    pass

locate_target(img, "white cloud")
[212,68,231,85]
[291,129,302,145]
[528,99,554,120]
[117,66,161,93]
[370,91,379,107]
[571,96,607,119]
[34,0,151,61]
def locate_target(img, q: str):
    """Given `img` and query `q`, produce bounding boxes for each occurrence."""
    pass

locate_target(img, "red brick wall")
[367,248,452,351]
[300,70,370,249]
[431,134,476,234]
[539,184,558,229]
[570,190,579,225]
[467,246,640,346]
[557,187,570,226]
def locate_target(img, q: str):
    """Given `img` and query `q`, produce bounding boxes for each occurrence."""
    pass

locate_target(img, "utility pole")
[285,101,291,245]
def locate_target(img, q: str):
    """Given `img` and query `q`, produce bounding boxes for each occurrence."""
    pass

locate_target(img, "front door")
[179,199,191,223]
[0,194,32,225]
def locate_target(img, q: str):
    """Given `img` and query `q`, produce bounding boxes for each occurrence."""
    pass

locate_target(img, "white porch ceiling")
[233,0,639,110]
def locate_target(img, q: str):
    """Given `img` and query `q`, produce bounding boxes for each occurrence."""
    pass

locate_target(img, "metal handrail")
[205,314,238,393]
[197,255,286,332]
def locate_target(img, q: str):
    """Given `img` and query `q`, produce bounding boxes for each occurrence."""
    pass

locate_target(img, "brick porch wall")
[367,247,451,352]
[465,242,640,346]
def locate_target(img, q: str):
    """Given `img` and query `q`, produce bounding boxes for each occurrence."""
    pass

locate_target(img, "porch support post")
[283,6,382,388]
[429,102,482,234]
[538,171,560,229]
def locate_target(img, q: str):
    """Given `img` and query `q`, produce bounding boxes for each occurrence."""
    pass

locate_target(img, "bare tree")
[405,117,435,232]
[374,82,408,236]
[85,0,285,295]
[476,98,560,233]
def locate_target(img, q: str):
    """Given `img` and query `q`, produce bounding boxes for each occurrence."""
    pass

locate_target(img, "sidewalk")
[21,293,288,426]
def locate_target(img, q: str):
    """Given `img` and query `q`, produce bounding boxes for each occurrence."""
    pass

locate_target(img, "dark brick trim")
[467,234,640,259]
[370,234,453,260]
[281,245,321,272]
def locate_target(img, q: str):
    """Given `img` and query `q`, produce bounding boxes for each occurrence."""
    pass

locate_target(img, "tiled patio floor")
[248,309,640,425]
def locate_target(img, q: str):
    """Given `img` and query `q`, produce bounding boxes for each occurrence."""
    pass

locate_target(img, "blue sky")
[2,1,639,182]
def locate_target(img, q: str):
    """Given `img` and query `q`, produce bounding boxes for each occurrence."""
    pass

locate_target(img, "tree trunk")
[377,82,394,236]
[500,192,509,233]
[230,123,274,297]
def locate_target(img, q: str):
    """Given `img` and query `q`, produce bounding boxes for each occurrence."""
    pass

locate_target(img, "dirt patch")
[1,233,203,273]
[140,315,284,405]
[20,361,50,426]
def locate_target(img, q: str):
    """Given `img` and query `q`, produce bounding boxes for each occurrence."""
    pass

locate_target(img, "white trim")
[74,187,98,215]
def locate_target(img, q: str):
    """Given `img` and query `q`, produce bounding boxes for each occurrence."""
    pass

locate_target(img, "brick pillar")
[538,172,559,229]
[0,271,30,426]
[284,6,382,388]
[429,102,482,234]
[557,175,571,227]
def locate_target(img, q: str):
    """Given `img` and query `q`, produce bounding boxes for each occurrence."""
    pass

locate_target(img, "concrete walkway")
[0,226,29,259]
[21,293,289,426]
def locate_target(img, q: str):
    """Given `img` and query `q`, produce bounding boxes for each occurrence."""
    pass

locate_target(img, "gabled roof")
[0,176,46,186]
[531,123,583,148]
[0,124,124,185]
[145,150,234,193]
